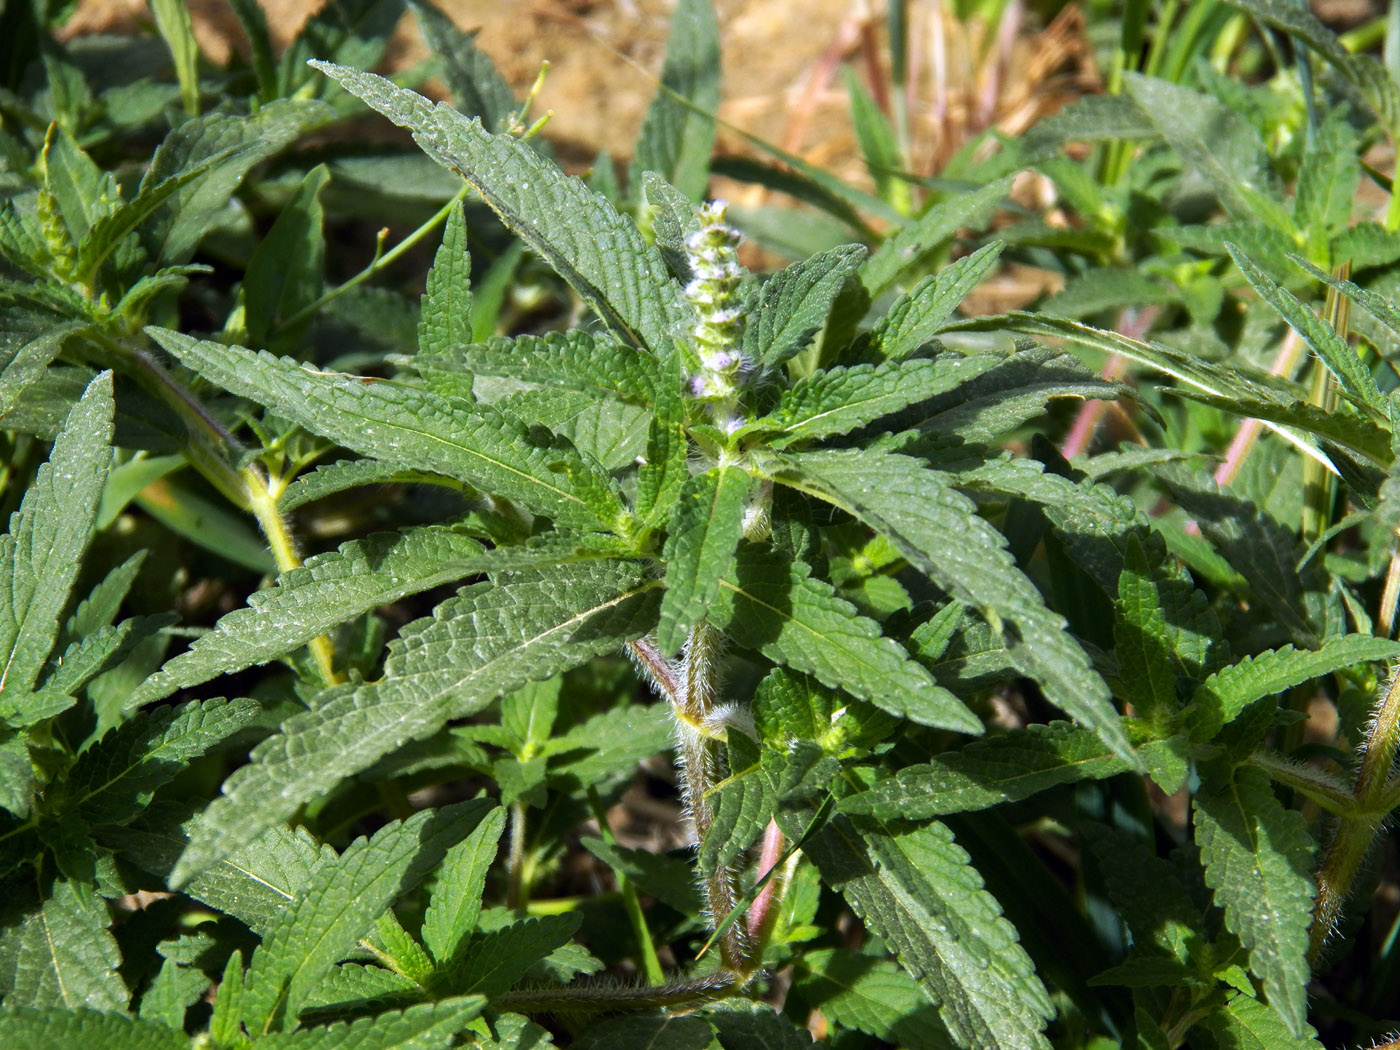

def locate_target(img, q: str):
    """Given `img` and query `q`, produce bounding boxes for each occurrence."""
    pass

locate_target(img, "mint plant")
[6,1,1400,1048]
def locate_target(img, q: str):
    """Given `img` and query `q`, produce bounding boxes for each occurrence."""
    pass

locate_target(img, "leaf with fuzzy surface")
[421,805,507,967]
[312,62,691,353]
[790,812,1053,1050]
[1227,243,1383,412]
[1168,391,1391,467]
[255,996,487,1050]
[172,564,659,883]
[742,244,868,368]
[1194,768,1315,1036]
[444,913,581,997]
[410,0,517,132]
[1185,637,1400,743]
[770,448,1134,764]
[867,243,1006,362]
[62,697,265,823]
[793,948,954,1050]
[636,356,687,527]
[840,722,1130,818]
[628,0,720,202]
[0,879,126,1012]
[243,800,491,1033]
[0,372,112,705]
[658,467,755,653]
[131,525,487,706]
[713,546,981,734]
[423,331,659,404]
[758,356,1001,448]
[150,330,623,530]
[278,459,455,513]
[0,1008,186,1050]
[860,178,1012,300]
[1199,993,1325,1050]
[417,200,472,361]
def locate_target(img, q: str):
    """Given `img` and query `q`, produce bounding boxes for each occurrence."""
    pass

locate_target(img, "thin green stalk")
[1310,665,1400,962]
[279,184,470,333]
[586,787,665,986]
[1098,0,1150,186]
[1300,266,1349,543]
[507,800,529,912]
[495,970,741,1016]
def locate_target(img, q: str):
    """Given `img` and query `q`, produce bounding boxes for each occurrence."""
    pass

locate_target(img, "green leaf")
[571,1013,714,1050]
[312,61,692,354]
[636,356,688,527]
[860,177,1012,300]
[742,244,868,368]
[1221,0,1400,142]
[73,168,206,288]
[792,813,1053,1050]
[173,564,659,882]
[138,99,334,266]
[445,913,581,997]
[629,0,720,203]
[244,163,331,348]
[706,1003,816,1050]
[0,879,126,1012]
[658,467,755,653]
[1114,536,1179,730]
[1168,391,1391,467]
[410,0,517,132]
[1022,93,1154,151]
[0,371,112,702]
[0,324,79,420]
[62,697,263,823]
[713,546,981,734]
[148,0,201,114]
[771,448,1134,764]
[1194,768,1315,1036]
[278,459,455,514]
[1294,113,1360,256]
[138,955,204,1030]
[255,996,487,1050]
[243,801,490,1033]
[1124,75,1290,232]
[209,949,246,1047]
[1291,252,1400,356]
[418,200,472,362]
[421,805,506,966]
[1186,636,1400,743]
[844,66,904,207]
[1199,993,1324,1050]
[794,947,954,1050]
[426,331,658,404]
[760,355,1000,448]
[1226,243,1383,413]
[867,243,1006,361]
[0,1008,185,1050]
[840,722,1130,818]
[131,525,486,706]
[149,330,622,530]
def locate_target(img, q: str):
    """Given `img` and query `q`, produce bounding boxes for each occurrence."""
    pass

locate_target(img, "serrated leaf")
[446,913,581,997]
[62,697,264,823]
[1080,823,1203,964]
[243,801,490,1033]
[860,177,1012,300]
[707,1003,816,1050]
[700,740,835,875]
[0,371,112,703]
[571,1013,714,1050]
[138,954,204,1030]
[410,0,517,132]
[867,243,1006,361]
[1194,768,1315,1036]
[713,545,980,734]
[421,805,506,966]
[418,200,472,364]
[657,467,755,653]
[581,837,701,915]
[1169,390,1391,467]
[636,357,687,526]
[255,996,487,1050]
[244,164,330,348]
[312,61,691,353]
[173,564,659,882]
[149,329,621,530]
[0,324,79,420]
[628,0,720,202]
[0,879,126,1013]
[1227,242,1383,412]
[1022,93,1155,151]
[742,244,868,368]
[794,948,954,1050]
[131,525,486,706]
[1114,536,1178,730]
[752,667,835,744]
[0,1008,186,1050]
[760,355,1000,447]
[1186,636,1400,742]
[791,813,1053,1050]
[770,448,1133,763]
[840,722,1129,818]
[1200,993,1324,1050]
[278,459,452,513]
[425,330,658,403]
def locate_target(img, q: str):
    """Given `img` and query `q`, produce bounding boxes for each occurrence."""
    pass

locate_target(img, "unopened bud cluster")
[684,201,748,409]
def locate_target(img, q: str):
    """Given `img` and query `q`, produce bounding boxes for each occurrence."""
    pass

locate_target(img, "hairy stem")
[494,970,741,1016]
[1310,665,1400,962]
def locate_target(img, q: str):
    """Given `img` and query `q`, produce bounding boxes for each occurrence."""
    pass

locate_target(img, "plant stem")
[586,787,665,986]
[494,970,741,1016]
[1310,664,1400,961]
[279,185,470,333]
[507,800,529,912]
